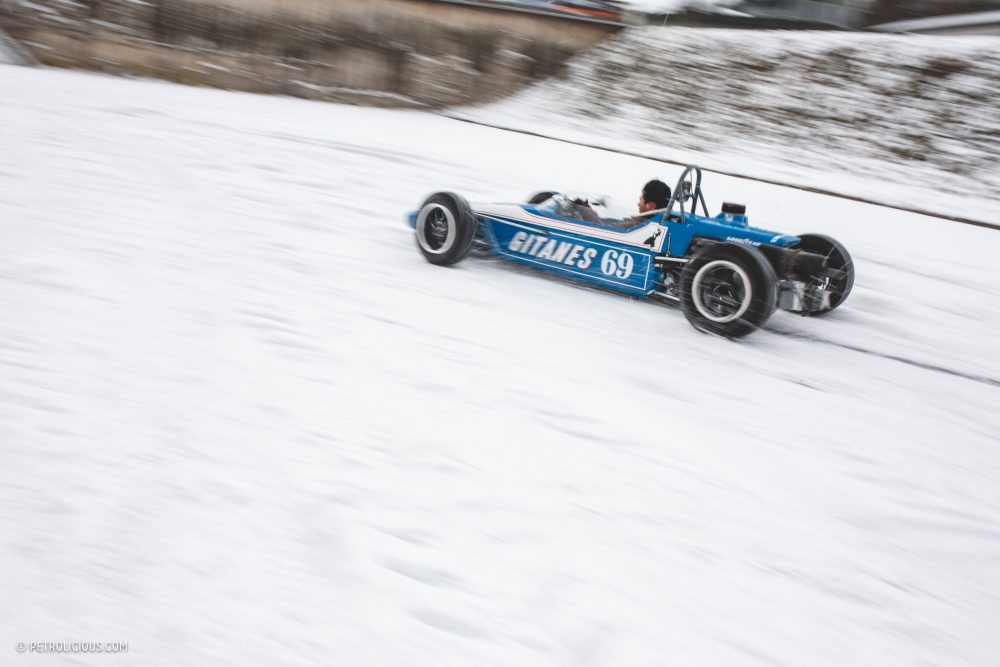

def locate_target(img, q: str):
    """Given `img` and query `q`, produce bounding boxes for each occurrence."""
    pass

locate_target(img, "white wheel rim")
[416,203,457,255]
[692,259,752,323]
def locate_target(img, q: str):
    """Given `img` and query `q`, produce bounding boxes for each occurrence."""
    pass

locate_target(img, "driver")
[603,179,672,229]
[565,179,672,227]
[637,179,671,214]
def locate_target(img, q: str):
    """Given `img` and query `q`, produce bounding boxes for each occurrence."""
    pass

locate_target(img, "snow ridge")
[458,27,1000,224]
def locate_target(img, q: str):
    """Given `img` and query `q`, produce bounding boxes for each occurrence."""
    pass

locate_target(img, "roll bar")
[665,165,709,220]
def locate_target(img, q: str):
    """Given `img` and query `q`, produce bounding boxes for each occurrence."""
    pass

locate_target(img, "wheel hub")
[416,203,457,255]
[692,260,752,323]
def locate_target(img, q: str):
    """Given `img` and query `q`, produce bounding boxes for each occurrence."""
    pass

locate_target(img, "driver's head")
[639,179,671,212]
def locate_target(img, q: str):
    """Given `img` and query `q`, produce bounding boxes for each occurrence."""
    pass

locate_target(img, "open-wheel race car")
[406,166,854,338]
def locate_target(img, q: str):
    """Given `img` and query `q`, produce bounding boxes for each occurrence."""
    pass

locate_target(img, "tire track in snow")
[765,324,1000,389]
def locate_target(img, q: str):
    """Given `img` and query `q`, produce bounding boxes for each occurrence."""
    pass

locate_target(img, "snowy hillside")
[2,65,1000,666]
[455,27,1000,225]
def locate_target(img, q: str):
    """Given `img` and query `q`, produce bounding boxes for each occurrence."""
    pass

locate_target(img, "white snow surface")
[2,65,1000,666]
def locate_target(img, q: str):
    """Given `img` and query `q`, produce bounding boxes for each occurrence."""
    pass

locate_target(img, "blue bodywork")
[479,211,655,295]
[407,194,801,298]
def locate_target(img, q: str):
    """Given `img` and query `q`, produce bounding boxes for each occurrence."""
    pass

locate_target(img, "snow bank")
[455,27,1000,224]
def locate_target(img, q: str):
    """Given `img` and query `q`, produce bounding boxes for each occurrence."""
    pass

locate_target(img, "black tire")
[797,234,854,314]
[680,243,777,338]
[414,192,477,266]
[527,191,557,205]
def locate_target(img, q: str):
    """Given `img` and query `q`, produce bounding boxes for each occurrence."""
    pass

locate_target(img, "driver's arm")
[572,198,602,223]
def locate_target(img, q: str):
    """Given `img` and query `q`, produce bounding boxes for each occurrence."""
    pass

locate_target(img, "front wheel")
[680,244,777,338]
[415,192,477,266]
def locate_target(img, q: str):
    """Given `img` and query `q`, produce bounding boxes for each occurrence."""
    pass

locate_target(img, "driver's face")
[638,193,656,213]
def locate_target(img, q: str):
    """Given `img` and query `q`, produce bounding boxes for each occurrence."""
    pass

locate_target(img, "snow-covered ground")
[2,65,1000,666]
[455,27,1000,226]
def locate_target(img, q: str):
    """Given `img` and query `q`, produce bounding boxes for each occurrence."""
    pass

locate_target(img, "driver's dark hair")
[642,179,671,209]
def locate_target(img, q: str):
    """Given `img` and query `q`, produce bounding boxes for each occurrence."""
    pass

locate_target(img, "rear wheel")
[415,192,477,266]
[680,244,777,338]
[797,234,854,314]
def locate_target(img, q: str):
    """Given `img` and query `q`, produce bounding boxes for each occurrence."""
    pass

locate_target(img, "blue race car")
[407,166,854,338]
